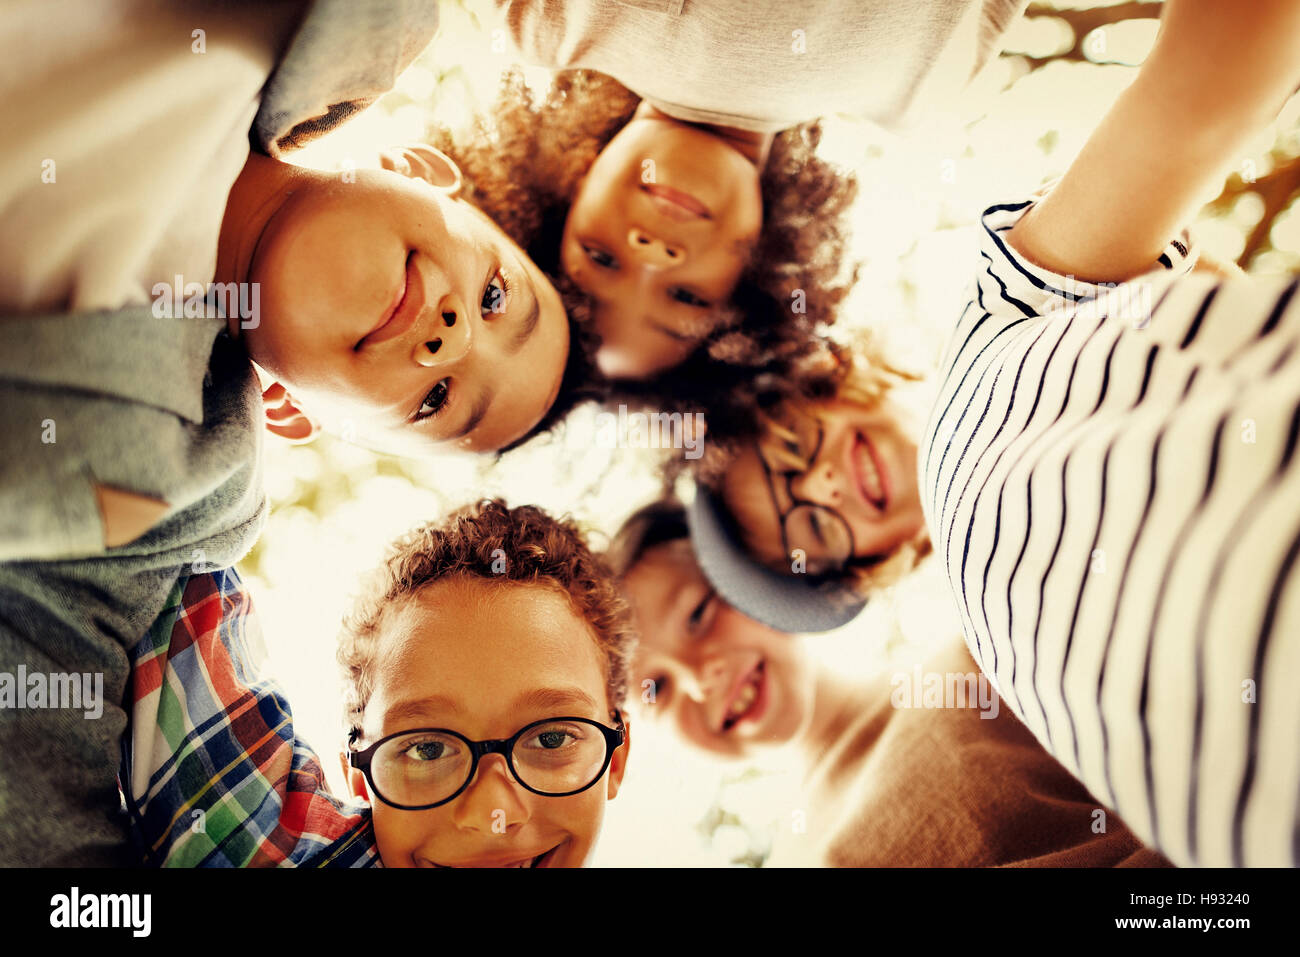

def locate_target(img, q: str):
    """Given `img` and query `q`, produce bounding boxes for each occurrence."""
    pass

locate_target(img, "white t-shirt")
[0,0,301,314]
[921,193,1300,867]
[495,0,1026,133]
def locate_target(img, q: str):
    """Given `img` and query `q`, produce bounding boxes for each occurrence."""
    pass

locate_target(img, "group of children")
[2,0,1298,868]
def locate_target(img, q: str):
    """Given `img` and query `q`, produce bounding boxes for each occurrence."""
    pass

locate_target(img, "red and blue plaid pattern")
[119,568,379,867]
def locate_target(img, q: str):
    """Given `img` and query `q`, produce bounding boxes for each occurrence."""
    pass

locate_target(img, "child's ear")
[261,381,320,443]
[378,144,463,196]
[340,751,370,802]
[606,715,630,801]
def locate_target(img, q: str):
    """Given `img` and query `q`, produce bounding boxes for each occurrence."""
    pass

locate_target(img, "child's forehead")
[369,577,611,711]
[629,538,698,590]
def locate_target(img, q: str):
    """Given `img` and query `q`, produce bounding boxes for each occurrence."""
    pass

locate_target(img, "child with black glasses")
[120,500,633,867]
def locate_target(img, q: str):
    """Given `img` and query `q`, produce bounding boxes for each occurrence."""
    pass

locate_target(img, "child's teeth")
[861,443,882,501]
[728,671,760,718]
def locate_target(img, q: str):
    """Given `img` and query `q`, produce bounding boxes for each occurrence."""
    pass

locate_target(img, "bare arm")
[1008,0,1300,282]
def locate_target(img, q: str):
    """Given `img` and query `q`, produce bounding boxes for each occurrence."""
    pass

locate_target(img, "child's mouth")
[429,842,562,868]
[720,659,767,733]
[851,431,888,513]
[357,249,420,348]
[641,183,711,220]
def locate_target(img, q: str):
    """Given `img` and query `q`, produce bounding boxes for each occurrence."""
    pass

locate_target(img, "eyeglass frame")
[346,711,627,811]
[756,417,856,576]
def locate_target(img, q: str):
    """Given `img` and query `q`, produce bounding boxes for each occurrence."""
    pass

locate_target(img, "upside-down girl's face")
[621,540,816,760]
[560,108,763,380]
[720,396,925,579]
[345,577,629,867]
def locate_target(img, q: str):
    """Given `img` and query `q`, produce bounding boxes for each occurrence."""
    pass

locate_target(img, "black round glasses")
[347,713,626,811]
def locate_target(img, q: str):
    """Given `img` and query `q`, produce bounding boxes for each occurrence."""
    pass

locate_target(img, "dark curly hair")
[426,69,862,448]
[337,499,635,735]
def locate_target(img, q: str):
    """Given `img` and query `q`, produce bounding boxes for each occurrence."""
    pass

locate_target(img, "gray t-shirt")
[497,0,1026,132]
[0,0,439,866]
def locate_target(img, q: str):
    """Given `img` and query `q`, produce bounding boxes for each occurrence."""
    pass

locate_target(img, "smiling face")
[560,108,763,380]
[348,577,628,867]
[621,539,816,760]
[720,397,925,578]
[233,159,569,454]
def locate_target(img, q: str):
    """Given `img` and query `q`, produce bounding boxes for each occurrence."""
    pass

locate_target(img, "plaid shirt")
[119,567,379,867]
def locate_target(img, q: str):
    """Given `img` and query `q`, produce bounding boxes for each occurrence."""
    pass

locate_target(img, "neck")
[796,669,864,777]
[634,101,774,168]
[215,152,298,339]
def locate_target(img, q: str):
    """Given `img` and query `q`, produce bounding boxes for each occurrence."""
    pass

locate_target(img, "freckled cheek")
[373,812,433,868]
[243,310,323,387]
[715,252,752,296]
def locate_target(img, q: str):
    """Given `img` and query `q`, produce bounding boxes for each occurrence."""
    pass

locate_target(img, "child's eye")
[648,675,671,707]
[415,378,451,421]
[584,246,618,269]
[669,287,710,308]
[535,730,573,749]
[688,589,715,631]
[481,269,508,316]
[520,722,587,751]
[402,740,448,762]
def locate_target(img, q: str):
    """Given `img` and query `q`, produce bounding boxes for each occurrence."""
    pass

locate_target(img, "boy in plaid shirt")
[121,500,634,868]
[122,568,377,866]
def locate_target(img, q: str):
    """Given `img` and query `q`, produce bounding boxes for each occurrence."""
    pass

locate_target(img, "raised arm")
[1007,0,1300,282]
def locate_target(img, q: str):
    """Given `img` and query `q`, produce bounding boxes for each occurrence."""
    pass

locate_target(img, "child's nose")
[790,459,840,507]
[449,753,529,833]
[691,655,728,702]
[412,293,474,368]
[626,227,685,268]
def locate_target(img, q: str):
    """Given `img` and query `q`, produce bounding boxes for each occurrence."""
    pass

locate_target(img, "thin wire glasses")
[756,415,855,576]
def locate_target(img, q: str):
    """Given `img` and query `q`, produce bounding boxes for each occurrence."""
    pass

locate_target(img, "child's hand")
[1008,0,1300,283]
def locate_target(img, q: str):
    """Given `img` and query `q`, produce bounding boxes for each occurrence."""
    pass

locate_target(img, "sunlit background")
[241,0,1300,866]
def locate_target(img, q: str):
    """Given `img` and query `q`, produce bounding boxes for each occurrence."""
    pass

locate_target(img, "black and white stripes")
[920,197,1300,867]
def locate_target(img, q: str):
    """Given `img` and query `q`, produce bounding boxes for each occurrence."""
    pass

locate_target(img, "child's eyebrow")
[507,286,542,355]
[382,688,604,731]
[508,686,602,716]
[384,694,466,726]
[443,387,492,442]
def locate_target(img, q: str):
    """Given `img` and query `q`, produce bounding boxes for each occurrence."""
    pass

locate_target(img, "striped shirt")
[920,195,1300,868]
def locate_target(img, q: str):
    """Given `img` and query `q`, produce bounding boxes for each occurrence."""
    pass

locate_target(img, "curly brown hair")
[426,68,862,447]
[336,499,635,736]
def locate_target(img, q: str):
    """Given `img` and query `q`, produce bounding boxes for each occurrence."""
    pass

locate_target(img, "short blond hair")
[336,500,635,736]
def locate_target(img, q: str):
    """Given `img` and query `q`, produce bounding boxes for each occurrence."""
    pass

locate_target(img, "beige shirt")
[496,0,1025,133]
[769,638,1171,867]
[0,0,301,315]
